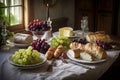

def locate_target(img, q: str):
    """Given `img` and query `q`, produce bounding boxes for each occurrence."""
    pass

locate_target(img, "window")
[0,0,24,31]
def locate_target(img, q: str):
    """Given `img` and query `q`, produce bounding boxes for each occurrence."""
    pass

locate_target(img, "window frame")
[0,0,34,32]
[8,0,24,32]
[9,0,34,32]
[0,0,25,32]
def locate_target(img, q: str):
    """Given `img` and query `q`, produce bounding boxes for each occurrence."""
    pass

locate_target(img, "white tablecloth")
[0,47,120,80]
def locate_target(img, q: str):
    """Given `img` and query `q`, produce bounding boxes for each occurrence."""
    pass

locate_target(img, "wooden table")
[98,35,120,80]
[0,47,119,80]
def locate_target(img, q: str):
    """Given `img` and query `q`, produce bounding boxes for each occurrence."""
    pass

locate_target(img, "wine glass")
[81,16,88,38]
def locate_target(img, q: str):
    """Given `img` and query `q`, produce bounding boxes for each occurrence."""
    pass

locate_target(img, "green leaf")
[0,2,9,26]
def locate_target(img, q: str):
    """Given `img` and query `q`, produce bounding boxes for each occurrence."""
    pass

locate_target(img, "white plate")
[67,50,107,64]
[14,43,30,47]
[8,53,47,69]
[52,32,59,38]
[7,39,30,47]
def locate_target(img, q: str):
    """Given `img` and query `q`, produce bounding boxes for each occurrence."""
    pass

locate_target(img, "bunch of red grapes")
[96,40,112,50]
[72,38,87,44]
[60,52,68,59]
[28,19,51,32]
[31,39,50,54]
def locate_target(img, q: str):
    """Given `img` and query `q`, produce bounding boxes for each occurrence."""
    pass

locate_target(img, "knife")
[67,59,95,70]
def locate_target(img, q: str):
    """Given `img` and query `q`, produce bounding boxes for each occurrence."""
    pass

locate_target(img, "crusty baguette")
[68,49,94,61]
[78,43,85,50]
[68,49,81,58]
[70,42,79,50]
[70,42,107,59]
[54,45,64,58]
[45,47,56,60]
[86,31,111,42]
[82,43,107,59]
[14,33,33,44]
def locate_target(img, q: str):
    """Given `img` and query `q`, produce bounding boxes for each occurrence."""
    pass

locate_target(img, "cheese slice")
[59,27,73,37]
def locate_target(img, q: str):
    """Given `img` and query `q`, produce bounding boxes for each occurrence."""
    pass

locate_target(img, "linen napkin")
[0,50,119,80]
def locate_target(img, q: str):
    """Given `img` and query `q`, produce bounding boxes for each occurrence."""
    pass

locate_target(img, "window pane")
[0,0,5,6]
[4,7,8,16]
[0,0,22,6]
[0,0,3,3]
[10,6,22,25]
[0,0,9,6]
[4,8,9,24]
[10,0,22,6]
[0,1,9,24]
[0,0,23,26]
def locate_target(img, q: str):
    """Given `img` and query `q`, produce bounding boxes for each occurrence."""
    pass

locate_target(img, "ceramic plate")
[14,43,30,47]
[67,50,107,64]
[7,39,30,47]
[8,53,47,69]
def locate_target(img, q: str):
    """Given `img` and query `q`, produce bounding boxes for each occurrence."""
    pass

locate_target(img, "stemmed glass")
[81,16,88,38]
[32,17,52,41]
[32,30,45,40]
[41,17,52,41]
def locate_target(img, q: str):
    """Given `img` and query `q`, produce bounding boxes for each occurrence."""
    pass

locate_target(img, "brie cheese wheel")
[59,27,73,37]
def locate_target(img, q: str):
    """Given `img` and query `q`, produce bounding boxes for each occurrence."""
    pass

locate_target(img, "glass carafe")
[81,16,89,38]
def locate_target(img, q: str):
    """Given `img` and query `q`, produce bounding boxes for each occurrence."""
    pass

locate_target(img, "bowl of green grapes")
[8,46,46,69]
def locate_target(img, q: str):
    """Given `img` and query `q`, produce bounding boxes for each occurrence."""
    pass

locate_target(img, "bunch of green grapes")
[11,46,42,65]
[50,36,72,49]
